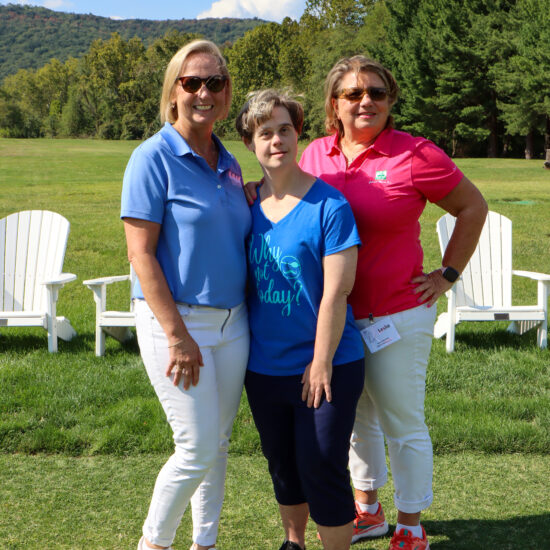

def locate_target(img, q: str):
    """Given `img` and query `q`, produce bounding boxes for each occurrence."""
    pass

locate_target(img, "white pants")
[350,304,436,514]
[135,299,249,547]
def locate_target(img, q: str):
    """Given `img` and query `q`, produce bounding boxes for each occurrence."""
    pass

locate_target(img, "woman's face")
[332,70,391,142]
[172,53,229,130]
[247,106,298,171]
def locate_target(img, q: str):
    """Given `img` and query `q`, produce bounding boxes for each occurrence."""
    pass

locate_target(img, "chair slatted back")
[0,210,70,312]
[436,211,513,308]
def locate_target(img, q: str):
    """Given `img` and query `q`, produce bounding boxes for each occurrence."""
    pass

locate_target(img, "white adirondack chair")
[434,211,549,352]
[0,210,77,352]
[83,266,136,356]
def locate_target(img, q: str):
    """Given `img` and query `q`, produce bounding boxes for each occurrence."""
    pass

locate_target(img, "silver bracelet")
[167,339,184,348]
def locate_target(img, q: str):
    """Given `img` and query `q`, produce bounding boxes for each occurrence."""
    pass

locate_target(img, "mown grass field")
[0,138,549,549]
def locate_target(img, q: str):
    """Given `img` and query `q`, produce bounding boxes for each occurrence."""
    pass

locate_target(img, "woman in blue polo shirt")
[236,90,365,550]
[121,40,250,550]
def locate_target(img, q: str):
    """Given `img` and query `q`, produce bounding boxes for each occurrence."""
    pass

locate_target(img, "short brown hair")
[235,89,304,143]
[324,56,399,137]
[160,39,232,124]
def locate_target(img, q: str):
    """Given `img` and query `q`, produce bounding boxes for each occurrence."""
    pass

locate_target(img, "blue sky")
[1,0,307,22]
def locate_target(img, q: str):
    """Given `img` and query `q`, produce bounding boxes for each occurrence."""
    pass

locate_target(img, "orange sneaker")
[388,526,430,550]
[352,502,389,543]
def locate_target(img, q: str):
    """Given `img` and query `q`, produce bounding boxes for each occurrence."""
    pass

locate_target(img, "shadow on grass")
[425,515,550,549]
[0,330,140,356]
[435,324,540,352]
[355,515,550,549]
[0,330,79,353]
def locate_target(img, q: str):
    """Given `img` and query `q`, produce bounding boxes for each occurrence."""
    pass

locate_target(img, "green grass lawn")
[1,453,549,549]
[0,138,549,548]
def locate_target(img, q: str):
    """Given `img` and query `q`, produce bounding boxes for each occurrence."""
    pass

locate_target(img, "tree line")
[1,0,548,159]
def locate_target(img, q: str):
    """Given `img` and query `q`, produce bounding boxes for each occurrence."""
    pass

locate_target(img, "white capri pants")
[134,299,249,548]
[350,303,437,514]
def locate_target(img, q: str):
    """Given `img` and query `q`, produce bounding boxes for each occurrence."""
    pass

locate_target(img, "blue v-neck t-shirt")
[247,178,364,376]
[121,122,251,308]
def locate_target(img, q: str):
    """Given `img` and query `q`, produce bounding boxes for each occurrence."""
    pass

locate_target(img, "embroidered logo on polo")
[368,170,391,184]
[226,170,243,186]
[248,233,303,317]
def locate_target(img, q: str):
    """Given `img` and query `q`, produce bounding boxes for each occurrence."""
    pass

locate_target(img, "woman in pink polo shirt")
[298,56,488,550]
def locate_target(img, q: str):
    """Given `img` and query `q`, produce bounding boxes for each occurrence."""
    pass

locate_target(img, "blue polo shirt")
[247,179,364,376]
[121,122,251,308]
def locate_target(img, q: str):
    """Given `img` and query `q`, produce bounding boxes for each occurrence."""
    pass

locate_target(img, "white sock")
[396,523,423,539]
[356,500,379,514]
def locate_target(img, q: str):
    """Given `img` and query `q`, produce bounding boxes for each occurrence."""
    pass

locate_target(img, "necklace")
[188,140,218,171]
[340,136,374,164]
[172,123,219,171]
[200,142,218,171]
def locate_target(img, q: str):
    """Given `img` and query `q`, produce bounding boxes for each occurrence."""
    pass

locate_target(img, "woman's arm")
[301,246,358,408]
[124,218,203,389]
[412,176,488,306]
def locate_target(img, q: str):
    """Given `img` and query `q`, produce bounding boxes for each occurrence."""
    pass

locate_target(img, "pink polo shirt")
[299,128,463,318]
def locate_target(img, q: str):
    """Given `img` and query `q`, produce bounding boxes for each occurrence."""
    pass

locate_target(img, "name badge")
[360,316,401,353]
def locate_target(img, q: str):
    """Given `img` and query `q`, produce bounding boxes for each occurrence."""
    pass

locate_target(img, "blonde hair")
[159,39,232,124]
[235,89,304,143]
[324,56,399,137]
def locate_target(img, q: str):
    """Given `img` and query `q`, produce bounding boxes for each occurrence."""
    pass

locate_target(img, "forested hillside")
[1,0,548,159]
[0,3,264,82]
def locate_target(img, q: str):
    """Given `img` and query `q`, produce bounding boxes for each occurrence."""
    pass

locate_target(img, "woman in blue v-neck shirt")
[236,89,365,550]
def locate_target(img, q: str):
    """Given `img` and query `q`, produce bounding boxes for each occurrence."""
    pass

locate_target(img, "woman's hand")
[412,177,487,307]
[300,248,357,408]
[301,360,333,408]
[165,334,204,390]
[243,179,262,205]
[411,269,453,307]
[125,218,204,390]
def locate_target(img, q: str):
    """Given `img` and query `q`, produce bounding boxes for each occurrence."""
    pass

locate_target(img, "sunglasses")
[175,75,228,94]
[338,86,388,102]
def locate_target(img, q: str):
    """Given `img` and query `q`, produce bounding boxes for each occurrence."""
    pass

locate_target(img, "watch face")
[443,267,459,282]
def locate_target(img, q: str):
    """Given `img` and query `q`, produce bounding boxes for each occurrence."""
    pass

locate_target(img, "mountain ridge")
[0,3,265,82]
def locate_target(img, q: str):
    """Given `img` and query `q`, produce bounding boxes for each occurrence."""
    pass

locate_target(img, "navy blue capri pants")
[245,359,365,527]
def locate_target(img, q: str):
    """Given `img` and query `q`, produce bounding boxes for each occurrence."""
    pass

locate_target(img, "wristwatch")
[440,266,460,283]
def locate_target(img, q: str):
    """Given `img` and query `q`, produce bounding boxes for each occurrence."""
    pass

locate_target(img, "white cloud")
[109,15,124,20]
[44,0,73,8]
[197,0,305,23]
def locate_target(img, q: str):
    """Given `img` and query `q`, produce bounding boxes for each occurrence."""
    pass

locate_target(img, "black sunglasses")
[338,86,388,102]
[175,75,228,94]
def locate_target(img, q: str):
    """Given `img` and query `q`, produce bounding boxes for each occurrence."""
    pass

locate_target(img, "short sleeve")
[411,141,464,203]
[322,199,361,256]
[120,145,168,223]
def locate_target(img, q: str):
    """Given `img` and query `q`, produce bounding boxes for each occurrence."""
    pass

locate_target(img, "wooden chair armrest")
[512,270,550,282]
[83,274,130,288]
[41,273,77,286]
